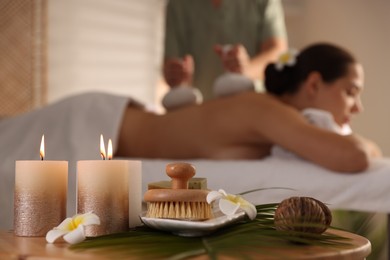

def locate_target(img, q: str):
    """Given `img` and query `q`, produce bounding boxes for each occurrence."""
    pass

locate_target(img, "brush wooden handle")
[166,163,195,189]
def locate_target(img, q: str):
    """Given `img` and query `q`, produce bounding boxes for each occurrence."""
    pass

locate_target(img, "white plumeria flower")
[275,49,298,71]
[207,189,257,220]
[46,212,100,244]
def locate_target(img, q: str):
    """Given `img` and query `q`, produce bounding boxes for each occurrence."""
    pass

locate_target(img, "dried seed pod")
[274,196,332,235]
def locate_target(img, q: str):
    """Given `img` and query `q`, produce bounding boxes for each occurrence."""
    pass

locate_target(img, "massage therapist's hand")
[163,55,194,87]
[214,44,251,77]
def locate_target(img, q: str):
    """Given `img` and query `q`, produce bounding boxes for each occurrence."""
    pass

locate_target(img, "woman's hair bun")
[264,63,296,96]
[264,43,356,96]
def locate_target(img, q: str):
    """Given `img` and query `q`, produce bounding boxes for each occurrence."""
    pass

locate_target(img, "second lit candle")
[77,135,141,236]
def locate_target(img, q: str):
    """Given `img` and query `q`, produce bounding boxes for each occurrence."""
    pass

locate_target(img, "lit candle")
[14,135,68,237]
[77,135,142,236]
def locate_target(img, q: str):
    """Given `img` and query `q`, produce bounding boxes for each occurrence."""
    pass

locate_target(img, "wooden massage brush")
[144,162,212,220]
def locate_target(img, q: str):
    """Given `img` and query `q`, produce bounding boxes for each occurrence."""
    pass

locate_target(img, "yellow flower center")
[67,215,84,230]
[226,194,242,204]
[279,53,291,63]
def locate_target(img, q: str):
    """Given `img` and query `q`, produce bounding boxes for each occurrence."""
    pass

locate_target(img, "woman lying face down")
[116,43,382,173]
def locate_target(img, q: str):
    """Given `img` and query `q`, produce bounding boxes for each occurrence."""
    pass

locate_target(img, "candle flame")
[40,135,45,160]
[100,134,106,160]
[108,139,113,160]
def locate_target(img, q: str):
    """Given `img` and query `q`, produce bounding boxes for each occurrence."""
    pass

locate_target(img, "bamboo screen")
[0,0,47,117]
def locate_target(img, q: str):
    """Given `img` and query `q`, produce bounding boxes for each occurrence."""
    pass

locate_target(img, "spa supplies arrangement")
[143,162,212,220]
[143,162,257,236]
[72,191,345,259]
[143,163,262,236]
[17,156,348,259]
[141,163,334,239]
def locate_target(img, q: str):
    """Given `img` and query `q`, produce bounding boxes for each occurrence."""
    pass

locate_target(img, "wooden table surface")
[0,228,371,259]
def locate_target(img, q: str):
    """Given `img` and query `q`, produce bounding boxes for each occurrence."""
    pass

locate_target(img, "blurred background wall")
[47,0,165,105]
[1,0,389,155]
[0,0,47,116]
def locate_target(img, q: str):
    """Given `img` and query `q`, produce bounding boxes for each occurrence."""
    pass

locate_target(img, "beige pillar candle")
[77,160,129,237]
[14,136,68,237]
[128,161,142,228]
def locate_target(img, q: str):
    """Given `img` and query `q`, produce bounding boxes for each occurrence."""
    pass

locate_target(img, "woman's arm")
[255,95,381,172]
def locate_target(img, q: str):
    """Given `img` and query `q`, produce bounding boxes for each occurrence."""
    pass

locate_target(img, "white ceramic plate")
[140,211,246,237]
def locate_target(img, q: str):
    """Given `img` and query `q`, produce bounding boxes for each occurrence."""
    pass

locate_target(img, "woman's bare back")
[117,92,274,159]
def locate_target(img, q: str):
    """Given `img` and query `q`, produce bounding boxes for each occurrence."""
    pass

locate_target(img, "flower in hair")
[275,49,298,71]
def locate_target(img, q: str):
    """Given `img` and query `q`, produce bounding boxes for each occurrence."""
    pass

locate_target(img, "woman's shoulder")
[171,91,290,118]
[232,92,292,112]
[238,92,282,103]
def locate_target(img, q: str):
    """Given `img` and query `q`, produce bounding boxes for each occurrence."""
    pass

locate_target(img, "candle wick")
[100,153,106,160]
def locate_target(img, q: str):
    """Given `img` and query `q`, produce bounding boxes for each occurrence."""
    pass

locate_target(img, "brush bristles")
[146,201,213,220]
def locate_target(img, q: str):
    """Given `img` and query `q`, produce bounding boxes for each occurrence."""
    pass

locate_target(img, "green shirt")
[164,0,287,100]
